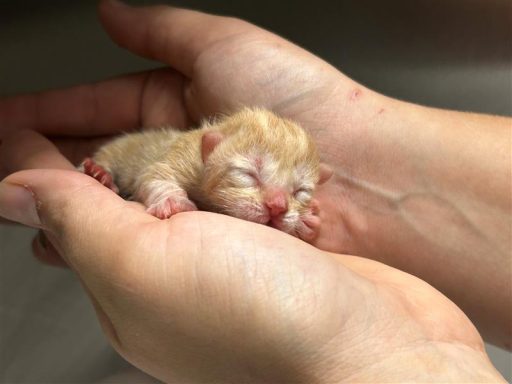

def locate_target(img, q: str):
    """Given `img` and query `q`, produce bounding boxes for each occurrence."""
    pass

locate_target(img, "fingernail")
[32,231,68,268]
[0,182,42,228]
[37,230,48,250]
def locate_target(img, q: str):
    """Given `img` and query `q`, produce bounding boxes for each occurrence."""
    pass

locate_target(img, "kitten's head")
[199,108,331,238]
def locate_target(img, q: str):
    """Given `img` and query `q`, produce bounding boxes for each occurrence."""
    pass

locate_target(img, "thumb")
[0,131,164,352]
[0,168,153,272]
[0,129,155,274]
[98,0,254,77]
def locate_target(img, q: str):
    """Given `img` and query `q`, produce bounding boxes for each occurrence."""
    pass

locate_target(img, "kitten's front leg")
[295,199,321,242]
[138,179,197,220]
[80,158,119,194]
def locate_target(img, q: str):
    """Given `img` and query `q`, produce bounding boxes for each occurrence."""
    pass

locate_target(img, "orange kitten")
[81,108,331,241]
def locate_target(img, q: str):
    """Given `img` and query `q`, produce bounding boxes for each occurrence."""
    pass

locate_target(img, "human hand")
[1,0,509,350]
[0,133,504,382]
[0,0,360,251]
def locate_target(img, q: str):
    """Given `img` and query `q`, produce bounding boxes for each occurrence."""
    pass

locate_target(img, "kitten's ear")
[201,131,224,163]
[317,163,333,185]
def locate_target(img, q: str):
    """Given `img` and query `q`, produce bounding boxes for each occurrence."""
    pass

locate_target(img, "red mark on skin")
[378,108,385,114]
[349,88,362,101]
[264,188,288,217]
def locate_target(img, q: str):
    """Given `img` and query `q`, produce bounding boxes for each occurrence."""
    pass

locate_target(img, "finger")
[32,230,68,268]
[0,72,145,136]
[0,68,190,136]
[0,130,153,299]
[99,0,255,77]
[0,129,150,238]
[52,136,114,166]
[0,166,154,354]
[1,129,74,179]
[0,168,152,272]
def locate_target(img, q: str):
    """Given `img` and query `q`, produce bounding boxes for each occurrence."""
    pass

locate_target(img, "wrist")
[307,81,406,254]
[315,79,512,346]
[340,341,505,383]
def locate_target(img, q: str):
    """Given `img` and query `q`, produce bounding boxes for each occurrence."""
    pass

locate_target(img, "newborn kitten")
[81,108,331,242]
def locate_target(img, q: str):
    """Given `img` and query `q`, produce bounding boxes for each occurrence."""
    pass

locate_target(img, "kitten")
[81,107,331,242]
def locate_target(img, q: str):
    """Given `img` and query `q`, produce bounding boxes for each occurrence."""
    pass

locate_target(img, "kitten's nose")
[265,189,288,217]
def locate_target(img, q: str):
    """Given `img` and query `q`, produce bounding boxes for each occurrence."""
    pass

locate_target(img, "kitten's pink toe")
[297,211,321,242]
[298,228,316,242]
[302,214,321,230]
[81,158,119,194]
[147,197,197,220]
[309,199,320,215]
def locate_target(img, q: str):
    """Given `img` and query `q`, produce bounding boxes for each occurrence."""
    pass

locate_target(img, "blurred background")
[1,0,510,382]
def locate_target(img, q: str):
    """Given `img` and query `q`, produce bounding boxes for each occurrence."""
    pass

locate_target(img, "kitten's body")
[84,108,330,241]
[93,127,203,202]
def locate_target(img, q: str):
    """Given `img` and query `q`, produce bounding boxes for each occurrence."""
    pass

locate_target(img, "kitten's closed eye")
[230,167,260,188]
[293,188,313,202]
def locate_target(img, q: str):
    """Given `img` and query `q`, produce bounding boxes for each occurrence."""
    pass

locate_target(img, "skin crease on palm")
[0,0,509,382]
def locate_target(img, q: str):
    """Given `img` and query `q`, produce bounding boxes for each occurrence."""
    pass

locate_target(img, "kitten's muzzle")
[264,188,288,217]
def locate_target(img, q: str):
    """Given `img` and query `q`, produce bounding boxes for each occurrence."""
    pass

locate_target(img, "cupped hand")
[0,131,504,382]
[0,0,363,251]
[0,2,506,381]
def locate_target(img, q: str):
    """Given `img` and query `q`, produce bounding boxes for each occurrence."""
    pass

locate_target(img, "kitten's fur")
[84,108,331,241]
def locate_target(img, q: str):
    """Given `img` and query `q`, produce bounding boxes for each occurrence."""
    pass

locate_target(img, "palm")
[12,166,484,380]
[88,204,485,382]
[183,33,339,120]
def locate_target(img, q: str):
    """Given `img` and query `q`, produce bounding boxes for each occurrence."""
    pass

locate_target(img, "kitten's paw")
[271,199,321,242]
[296,199,321,242]
[81,158,119,194]
[146,196,198,219]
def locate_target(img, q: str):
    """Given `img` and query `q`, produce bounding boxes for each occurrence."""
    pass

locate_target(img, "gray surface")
[0,226,129,383]
[1,1,511,382]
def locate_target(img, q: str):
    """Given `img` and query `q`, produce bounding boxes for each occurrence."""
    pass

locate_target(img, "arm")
[315,88,511,347]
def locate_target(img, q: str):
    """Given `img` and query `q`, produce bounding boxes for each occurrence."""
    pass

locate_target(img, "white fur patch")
[294,190,312,203]
[140,179,186,206]
[280,210,301,232]
[259,153,281,185]
[231,168,258,188]
[231,155,254,170]
[256,111,269,130]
